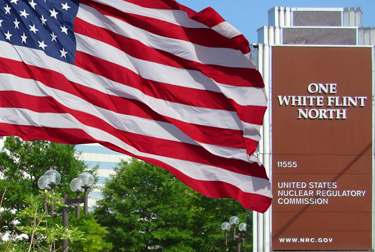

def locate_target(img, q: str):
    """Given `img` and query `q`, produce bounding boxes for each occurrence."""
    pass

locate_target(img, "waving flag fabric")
[0,0,271,212]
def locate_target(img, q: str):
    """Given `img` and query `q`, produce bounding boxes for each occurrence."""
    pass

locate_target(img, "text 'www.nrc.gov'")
[279,237,333,243]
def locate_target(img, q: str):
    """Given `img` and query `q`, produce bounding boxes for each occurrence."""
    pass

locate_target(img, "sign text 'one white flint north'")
[277,83,368,120]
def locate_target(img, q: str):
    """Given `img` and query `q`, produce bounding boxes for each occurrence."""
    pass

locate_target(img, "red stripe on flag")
[181,6,250,54]
[189,7,225,28]
[74,18,264,88]
[80,0,236,49]
[74,52,235,110]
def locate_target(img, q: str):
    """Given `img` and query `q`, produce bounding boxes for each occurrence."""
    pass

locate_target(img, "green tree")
[0,136,87,236]
[94,159,195,252]
[1,190,85,252]
[0,136,110,251]
[69,213,112,252]
[94,158,251,252]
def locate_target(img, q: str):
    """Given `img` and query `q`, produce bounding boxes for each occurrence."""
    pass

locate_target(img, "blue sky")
[177,0,375,44]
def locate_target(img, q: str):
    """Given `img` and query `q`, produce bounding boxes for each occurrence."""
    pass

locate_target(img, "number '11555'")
[277,161,298,168]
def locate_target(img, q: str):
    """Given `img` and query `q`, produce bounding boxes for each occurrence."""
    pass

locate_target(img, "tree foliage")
[1,190,85,252]
[0,137,88,205]
[69,213,112,252]
[0,136,88,235]
[94,158,251,252]
[0,136,110,251]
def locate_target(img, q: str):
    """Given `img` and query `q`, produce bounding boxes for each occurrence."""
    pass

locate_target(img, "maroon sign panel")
[271,46,373,250]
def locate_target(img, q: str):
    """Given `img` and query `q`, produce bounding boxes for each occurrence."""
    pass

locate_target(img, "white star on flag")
[49,8,58,19]
[4,30,12,40]
[21,32,27,43]
[29,0,37,10]
[38,40,47,50]
[4,5,12,15]
[60,24,68,34]
[20,10,29,18]
[61,3,70,11]
[60,48,68,58]
[13,18,20,29]
[50,31,57,41]
[29,24,38,34]
[40,15,47,25]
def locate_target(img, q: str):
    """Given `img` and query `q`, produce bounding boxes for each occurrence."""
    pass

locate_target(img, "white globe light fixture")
[78,172,94,188]
[70,178,84,193]
[229,216,240,225]
[37,175,51,190]
[221,222,231,231]
[238,223,247,232]
[44,169,61,187]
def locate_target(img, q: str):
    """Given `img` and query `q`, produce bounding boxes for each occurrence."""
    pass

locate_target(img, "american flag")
[0,0,272,212]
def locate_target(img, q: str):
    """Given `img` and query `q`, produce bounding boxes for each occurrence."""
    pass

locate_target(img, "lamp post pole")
[75,192,81,219]
[61,192,88,252]
[221,216,247,252]
[38,170,95,252]
[62,194,70,252]
[83,186,89,215]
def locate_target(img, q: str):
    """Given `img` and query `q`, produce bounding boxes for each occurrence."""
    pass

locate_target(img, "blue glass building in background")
[75,143,130,208]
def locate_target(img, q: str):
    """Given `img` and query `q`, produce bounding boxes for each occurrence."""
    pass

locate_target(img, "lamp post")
[38,170,94,252]
[38,169,61,214]
[221,216,247,252]
[78,172,95,215]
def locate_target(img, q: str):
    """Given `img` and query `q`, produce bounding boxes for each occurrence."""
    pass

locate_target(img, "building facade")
[75,143,130,208]
[252,6,374,252]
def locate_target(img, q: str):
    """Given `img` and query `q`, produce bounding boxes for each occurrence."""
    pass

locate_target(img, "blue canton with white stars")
[0,0,79,64]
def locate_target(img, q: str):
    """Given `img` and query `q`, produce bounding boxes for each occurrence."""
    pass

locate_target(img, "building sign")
[271,46,373,250]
